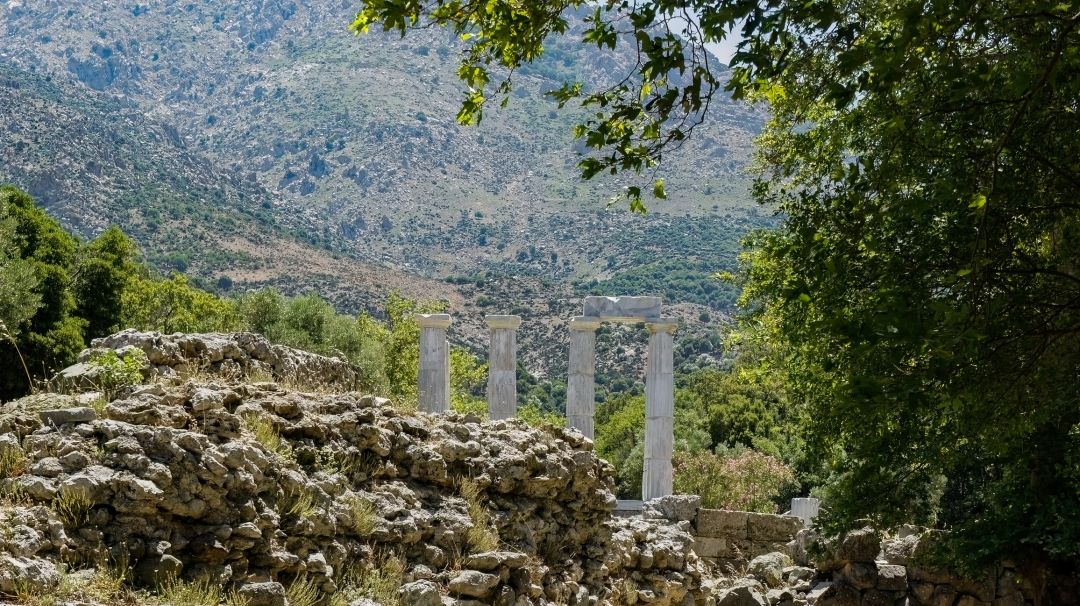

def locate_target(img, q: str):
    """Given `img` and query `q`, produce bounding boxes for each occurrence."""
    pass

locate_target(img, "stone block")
[839,562,879,590]
[696,509,748,539]
[836,527,881,563]
[693,536,732,558]
[642,494,700,522]
[39,407,97,425]
[750,541,793,559]
[582,296,662,321]
[746,512,802,542]
[875,564,908,591]
[882,535,919,565]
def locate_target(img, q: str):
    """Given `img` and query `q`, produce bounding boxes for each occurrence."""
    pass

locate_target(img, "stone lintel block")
[569,316,602,331]
[416,313,452,329]
[582,296,662,321]
[696,509,748,540]
[746,511,803,542]
[484,315,521,330]
[645,319,680,334]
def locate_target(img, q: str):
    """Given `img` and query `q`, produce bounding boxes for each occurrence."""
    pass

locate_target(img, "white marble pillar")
[485,315,522,420]
[791,497,821,528]
[566,316,601,439]
[643,319,677,501]
[416,314,452,413]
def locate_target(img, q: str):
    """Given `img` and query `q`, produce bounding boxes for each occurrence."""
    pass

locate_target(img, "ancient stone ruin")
[417,296,677,502]
[0,327,1070,605]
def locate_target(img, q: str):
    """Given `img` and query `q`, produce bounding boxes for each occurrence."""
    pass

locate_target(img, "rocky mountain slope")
[0,0,765,283]
[0,0,770,383]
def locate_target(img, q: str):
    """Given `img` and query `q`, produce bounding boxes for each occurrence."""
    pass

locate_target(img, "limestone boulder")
[642,494,701,523]
[747,552,791,587]
[835,527,881,564]
[236,581,287,606]
[400,580,441,606]
[716,582,768,606]
[449,570,500,599]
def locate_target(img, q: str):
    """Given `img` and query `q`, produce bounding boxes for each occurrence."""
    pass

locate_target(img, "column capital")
[416,313,452,329]
[569,316,602,331]
[645,318,679,334]
[485,314,522,330]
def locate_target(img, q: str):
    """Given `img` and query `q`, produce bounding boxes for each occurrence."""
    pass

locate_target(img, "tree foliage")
[0,186,85,399]
[74,226,139,338]
[0,213,40,338]
[121,273,238,335]
[351,0,1080,571]
[734,0,1080,570]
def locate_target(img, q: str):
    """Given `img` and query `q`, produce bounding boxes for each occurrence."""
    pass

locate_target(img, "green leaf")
[652,179,667,200]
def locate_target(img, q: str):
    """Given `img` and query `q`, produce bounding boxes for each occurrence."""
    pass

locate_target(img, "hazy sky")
[705,37,741,66]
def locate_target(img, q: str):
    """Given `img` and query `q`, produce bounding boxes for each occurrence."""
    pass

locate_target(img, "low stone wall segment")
[77,329,361,390]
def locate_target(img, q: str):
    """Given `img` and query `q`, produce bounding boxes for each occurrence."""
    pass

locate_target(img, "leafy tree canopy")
[351,0,1080,571]
[0,186,85,399]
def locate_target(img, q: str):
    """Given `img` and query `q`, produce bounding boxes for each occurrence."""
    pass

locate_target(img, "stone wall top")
[582,296,662,322]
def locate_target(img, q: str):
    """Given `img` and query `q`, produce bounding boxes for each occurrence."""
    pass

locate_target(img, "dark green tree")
[74,226,139,339]
[0,185,85,399]
[0,214,40,337]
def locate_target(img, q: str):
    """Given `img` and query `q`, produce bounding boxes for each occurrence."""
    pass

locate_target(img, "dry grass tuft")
[154,575,223,606]
[459,477,499,553]
[53,488,93,528]
[335,552,404,606]
[347,494,378,537]
[241,413,292,460]
[0,446,28,480]
[285,574,321,606]
[280,485,318,521]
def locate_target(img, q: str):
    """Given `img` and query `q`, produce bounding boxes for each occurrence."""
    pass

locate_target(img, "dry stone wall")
[800,527,1058,606]
[0,381,617,604]
[694,509,803,569]
[69,329,360,390]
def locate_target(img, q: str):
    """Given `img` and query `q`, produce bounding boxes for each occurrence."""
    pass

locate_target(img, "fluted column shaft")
[416,314,452,413]
[485,315,522,421]
[643,320,677,500]
[566,317,601,439]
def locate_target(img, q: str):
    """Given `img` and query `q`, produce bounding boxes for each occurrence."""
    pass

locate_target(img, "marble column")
[416,314,452,413]
[485,315,522,421]
[643,319,677,501]
[566,316,601,439]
